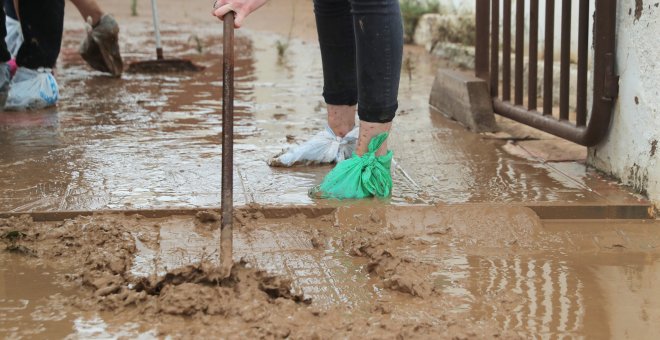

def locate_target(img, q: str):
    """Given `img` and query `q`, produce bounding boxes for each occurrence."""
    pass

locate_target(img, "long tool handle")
[150,0,164,60]
[220,12,235,278]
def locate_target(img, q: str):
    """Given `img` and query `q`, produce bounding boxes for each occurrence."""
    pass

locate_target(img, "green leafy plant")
[275,2,296,61]
[131,0,138,17]
[403,52,415,86]
[400,0,440,43]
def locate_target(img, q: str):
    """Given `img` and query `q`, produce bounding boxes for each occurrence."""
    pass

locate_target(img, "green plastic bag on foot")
[310,132,393,199]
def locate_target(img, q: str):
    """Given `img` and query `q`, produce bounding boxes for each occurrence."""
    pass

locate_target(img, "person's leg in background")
[314,0,358,138]
[268,0,359,167]
[4,0,64,110]
[313,0,403,199]
[15,0,64,70]
[352,0,403,157]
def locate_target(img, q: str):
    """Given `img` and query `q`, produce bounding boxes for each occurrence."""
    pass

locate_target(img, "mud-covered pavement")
[1,0,659,339]
[2,207,660,338]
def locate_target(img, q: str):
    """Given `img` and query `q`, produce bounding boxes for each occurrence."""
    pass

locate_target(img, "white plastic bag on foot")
[5,67,59,111]
[269,125,359,167]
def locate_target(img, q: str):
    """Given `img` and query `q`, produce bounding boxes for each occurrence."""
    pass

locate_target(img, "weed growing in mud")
[276,40,289,59]
[189,34,204,54]
[131,0,138,17]
[403,52,415,87]
[400,0,440,43]
[275,1,296,63]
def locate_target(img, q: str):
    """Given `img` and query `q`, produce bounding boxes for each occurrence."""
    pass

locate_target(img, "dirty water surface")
[2,206,660,339]
[0,19,644,213]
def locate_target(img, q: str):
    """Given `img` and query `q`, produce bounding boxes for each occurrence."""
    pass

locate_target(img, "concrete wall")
[589,2,660,207]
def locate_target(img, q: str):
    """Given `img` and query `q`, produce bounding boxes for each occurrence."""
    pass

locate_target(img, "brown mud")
[3,206,660,338]
[1,1,657,339]
[1,209,507,339]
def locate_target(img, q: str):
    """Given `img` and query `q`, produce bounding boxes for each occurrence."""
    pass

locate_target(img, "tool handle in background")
[150,0,164,59]
[220,11,235,278]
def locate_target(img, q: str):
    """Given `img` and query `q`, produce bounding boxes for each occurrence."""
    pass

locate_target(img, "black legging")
[314,0,403,123]
[0,0,65,69]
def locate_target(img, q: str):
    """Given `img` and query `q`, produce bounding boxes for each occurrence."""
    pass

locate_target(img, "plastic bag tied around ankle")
[269,125,358,167]
[311,132,393,199]
[5,67,59,111]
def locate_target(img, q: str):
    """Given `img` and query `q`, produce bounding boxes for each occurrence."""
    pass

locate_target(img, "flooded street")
[1,1,658,338]
[0,15,647,212]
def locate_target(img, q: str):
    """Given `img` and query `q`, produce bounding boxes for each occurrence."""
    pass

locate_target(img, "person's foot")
[5,67,59,111]
[0,63,11,110]
[309,132,393,199]
[269,125,359,167]
[80,14,123,77]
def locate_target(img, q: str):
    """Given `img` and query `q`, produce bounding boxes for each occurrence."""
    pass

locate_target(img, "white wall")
[589,2,660,207]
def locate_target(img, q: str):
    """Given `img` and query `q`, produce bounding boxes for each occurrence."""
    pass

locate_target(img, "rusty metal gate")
[474,0,618,146]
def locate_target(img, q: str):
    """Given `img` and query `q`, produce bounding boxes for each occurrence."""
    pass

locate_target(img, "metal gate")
[474,0,619,146]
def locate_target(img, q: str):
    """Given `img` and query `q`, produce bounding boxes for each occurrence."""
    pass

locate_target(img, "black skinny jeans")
[0,0,65,69]
[314,0,403,123]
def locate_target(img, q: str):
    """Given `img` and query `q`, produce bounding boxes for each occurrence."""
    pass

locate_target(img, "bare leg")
[70,0,104,25]
[327,104,356,138]
[356,121,392,156]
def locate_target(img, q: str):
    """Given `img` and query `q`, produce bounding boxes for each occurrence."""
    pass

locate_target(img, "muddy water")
[1,24,327,212]
[2,208,660,338]
[0,19,645,213]
[0,254,157,338]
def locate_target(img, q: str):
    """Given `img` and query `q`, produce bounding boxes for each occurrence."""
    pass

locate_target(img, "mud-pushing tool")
[219,12,235,279]
[126,0,202,73]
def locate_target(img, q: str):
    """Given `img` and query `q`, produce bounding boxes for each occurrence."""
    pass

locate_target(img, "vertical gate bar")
[475,0,490,81]
[514,0,525,105]
[490,0,500,97]
[503,0,511,101]
[559,0,571,121]
[528,0,539,110]
[543,0,555,116]
[576,0,589,126]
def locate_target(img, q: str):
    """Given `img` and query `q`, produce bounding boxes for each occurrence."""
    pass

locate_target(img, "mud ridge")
[1,213,509,338]
[339,228,437,298]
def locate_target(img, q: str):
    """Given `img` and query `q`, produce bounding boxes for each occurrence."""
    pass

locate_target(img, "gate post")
[475,0,490,81]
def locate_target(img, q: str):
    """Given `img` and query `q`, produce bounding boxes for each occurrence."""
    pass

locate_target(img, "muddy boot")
[309,132,393,199]
[5,67,59,111]
[269,125,359,167]
[0,63,10,110]
[79,14,123,77]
